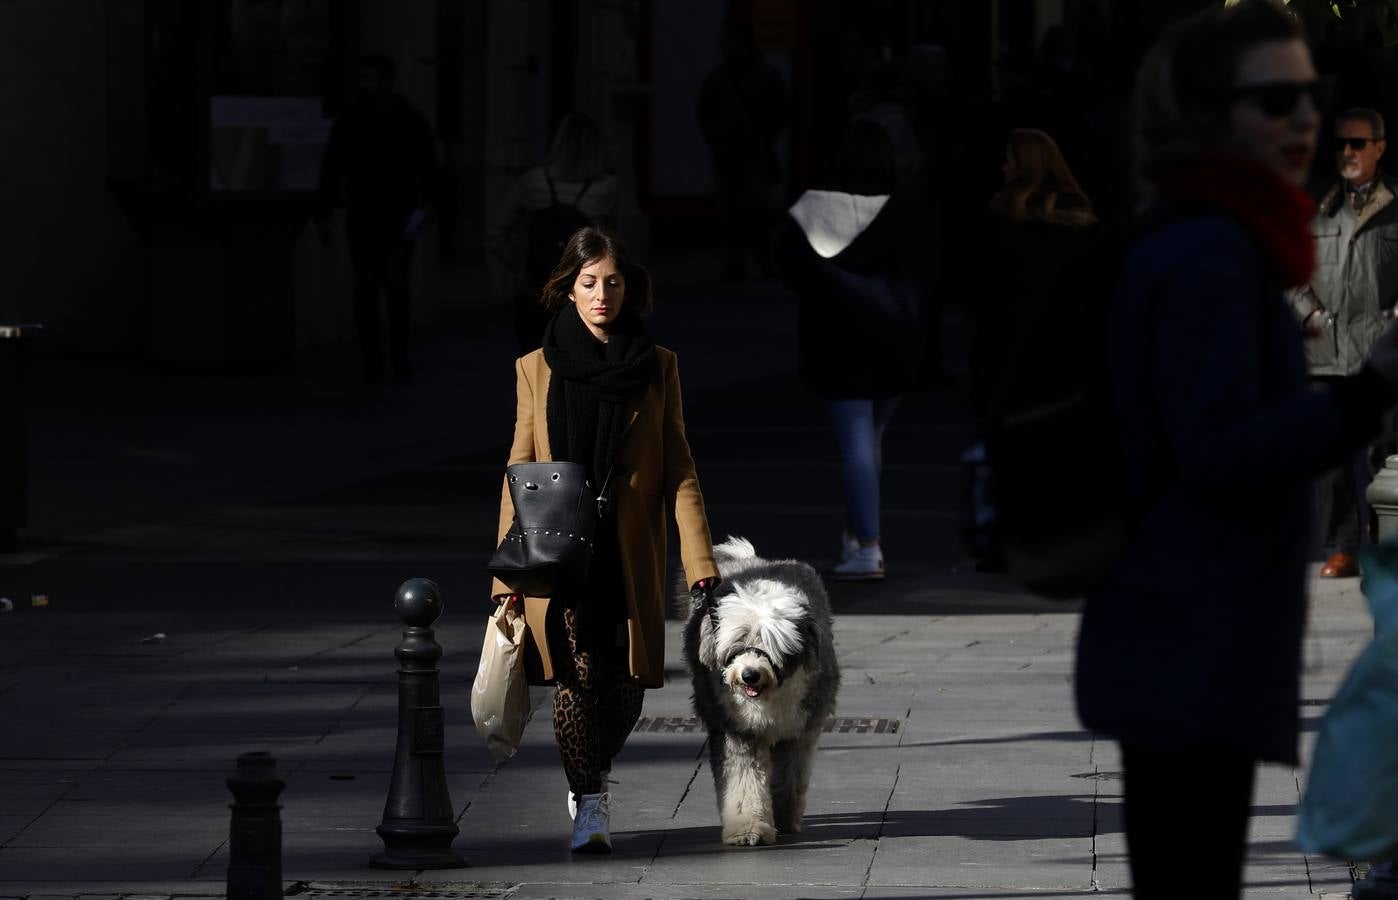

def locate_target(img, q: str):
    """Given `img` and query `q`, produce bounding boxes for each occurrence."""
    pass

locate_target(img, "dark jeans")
[1120,742,1256,899]
[347,209,415,379]
[829,397,901,541]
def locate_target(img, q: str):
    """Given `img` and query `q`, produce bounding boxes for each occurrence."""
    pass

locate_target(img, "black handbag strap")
[595,463,616,519]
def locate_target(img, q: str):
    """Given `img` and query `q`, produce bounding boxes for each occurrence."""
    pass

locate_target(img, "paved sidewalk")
[0,575,1375,899]
[0,258,1380,898]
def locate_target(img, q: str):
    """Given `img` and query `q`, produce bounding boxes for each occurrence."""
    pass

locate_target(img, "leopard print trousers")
[552,606,644,798]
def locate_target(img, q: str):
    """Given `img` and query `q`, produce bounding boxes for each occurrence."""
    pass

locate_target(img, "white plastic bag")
[1297,544,1398,859]
[470,599,530,763]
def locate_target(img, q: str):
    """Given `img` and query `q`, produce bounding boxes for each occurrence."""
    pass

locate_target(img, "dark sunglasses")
[1335,136,1379,152]
[1228,79,1333,118]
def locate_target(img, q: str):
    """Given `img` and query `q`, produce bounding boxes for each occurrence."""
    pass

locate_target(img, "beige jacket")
[1289,176,1398,376]
[491,346,718,688]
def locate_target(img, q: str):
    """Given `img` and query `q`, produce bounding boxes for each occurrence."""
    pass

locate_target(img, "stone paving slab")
[640,837,879,888]
[510,885,860,900]
[858,890,1117,899]
[864,835,1095,890]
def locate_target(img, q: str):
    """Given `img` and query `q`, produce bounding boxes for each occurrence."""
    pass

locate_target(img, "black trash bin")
[0,324,40,552]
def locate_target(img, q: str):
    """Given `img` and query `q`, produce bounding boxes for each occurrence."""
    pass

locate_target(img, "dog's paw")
[722,820,777,846]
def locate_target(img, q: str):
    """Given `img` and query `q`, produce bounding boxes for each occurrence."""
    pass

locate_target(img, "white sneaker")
[570,791,612,853]
[839,530,860,563]
[830,544,884,581]
[568,769,613,819]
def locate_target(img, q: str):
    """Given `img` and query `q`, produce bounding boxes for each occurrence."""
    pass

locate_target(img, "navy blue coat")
[774,190,931,399]
[1075,212,1388,763]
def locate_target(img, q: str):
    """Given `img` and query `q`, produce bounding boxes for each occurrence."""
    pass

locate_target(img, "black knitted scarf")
[542,305,657,488]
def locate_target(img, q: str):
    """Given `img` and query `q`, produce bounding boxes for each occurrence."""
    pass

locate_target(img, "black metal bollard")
[370,578,468,869]
[226,751,285,900]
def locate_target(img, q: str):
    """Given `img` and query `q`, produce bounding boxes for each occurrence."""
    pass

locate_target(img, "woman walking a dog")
[489,227,719,853]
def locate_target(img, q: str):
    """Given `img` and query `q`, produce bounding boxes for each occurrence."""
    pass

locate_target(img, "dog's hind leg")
[771,726,821,834]
[715,732,777,846]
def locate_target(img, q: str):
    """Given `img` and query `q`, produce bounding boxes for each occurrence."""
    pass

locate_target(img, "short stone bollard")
[370,578,468,869]
[226,751,285,900]
[1367,455,1398,543]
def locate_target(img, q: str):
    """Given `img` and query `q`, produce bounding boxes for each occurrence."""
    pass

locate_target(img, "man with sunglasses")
[1290,107,1398,578]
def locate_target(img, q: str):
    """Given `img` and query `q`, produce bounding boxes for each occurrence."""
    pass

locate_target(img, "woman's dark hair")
[1133,0,1302,186]
[842,119,898,195]
[540,227,653,317]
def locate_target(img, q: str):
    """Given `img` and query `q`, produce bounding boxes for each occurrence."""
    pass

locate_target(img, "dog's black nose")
[741,667,761,685]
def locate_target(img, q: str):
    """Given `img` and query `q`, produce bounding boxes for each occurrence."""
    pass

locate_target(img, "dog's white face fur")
[703,577,810,703]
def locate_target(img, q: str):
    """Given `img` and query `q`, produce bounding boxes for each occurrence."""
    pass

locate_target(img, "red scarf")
[1159,152,1317,288]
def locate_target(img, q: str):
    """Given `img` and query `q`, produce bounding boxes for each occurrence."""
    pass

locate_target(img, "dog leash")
[690,578,720,621]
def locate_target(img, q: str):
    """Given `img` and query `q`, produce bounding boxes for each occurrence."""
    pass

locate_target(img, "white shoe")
[568,769,613,820]
[830,544,884,581]
[570,791,612,853]
[839,530,860,563]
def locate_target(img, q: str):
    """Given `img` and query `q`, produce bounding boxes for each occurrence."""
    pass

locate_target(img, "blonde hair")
[989,129,1096,227]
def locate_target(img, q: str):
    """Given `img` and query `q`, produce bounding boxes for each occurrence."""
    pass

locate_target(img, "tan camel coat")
[490,346,718,688]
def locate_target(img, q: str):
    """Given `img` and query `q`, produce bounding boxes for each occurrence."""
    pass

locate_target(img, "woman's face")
[569,255,626,338]
[1227,38,1319,186]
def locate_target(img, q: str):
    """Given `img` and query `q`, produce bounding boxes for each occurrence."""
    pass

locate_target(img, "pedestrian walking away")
[774,119,931,582]
[488,227,719,854]
[971,127,1096,420]
[315,54,438,386]
[1072,2,1398,896]
[1289,106,1398,578]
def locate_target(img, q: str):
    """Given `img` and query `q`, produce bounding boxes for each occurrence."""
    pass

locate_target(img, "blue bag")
[1296,543,1398,859]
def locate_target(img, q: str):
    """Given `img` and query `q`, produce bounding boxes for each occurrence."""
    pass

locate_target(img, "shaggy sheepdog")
[681,537,841,846]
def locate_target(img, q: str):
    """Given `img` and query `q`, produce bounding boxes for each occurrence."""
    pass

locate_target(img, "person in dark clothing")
[972,127,1096,417]
[774,120,931,581]
[1073,3,1398,896]
[316,54,437,385]
[697,17,789,283]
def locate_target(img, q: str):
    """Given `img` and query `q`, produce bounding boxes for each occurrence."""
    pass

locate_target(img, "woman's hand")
[689,577,720,611]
